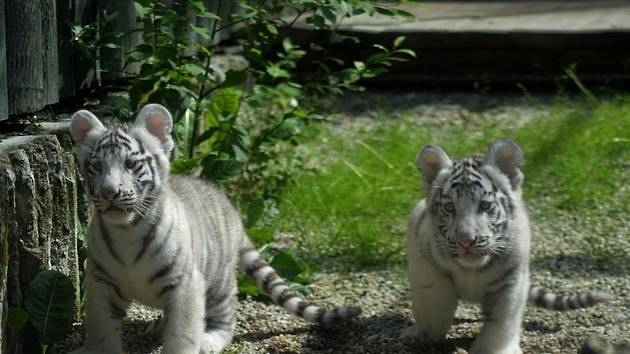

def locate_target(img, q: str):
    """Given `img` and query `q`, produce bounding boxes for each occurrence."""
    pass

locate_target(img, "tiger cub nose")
[101,189,120,201]
[458,239,474,248]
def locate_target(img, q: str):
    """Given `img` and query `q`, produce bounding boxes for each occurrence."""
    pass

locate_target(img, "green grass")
[272,95,630,270]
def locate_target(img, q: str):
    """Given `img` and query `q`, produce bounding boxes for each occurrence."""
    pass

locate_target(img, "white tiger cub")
[403,140,610,354]
[68,104,360,354]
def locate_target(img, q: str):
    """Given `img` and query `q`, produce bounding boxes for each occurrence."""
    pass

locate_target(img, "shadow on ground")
[302,313,475,354]
[532,254,629,276]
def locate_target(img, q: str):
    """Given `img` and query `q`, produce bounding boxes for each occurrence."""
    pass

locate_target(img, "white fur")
[404,141,530,354]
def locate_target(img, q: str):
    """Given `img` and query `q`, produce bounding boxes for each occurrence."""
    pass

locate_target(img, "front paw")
[400,325,421,342]
[400,325,445,342]
[470,341,522,354]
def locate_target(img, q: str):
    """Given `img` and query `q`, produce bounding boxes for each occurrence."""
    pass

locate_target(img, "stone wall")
[0,134,82,354]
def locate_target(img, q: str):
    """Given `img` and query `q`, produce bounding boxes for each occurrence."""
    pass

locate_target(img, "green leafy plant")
[75,0,415,295]
[9,271,76,354]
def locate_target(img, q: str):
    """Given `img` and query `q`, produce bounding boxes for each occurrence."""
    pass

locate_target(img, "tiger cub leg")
[71,270,129,354]
[200,294,237,354]
[160,270,206,354]
[403,252,458,341]
[471,276,528,354]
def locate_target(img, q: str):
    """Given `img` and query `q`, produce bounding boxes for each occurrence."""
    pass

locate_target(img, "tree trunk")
[0,0,8,120]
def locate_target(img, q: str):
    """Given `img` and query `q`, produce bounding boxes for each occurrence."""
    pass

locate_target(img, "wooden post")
[5,0,59,115]
[0,0,8,120]
[42,0,59,106]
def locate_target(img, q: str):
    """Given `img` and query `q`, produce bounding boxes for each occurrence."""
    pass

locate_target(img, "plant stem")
[189,0,225,159]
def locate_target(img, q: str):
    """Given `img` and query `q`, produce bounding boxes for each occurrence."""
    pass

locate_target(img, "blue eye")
[125,159,136,169]
[444,202,455,213]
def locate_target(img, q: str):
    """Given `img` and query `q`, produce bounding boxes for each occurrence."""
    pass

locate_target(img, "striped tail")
[529,286,611,311]
[239,243,361,326]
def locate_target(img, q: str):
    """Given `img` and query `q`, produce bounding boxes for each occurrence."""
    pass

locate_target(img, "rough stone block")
[0,135,81,353]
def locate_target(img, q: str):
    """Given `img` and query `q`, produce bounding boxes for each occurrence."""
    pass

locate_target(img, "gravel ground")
[57,91,629,354]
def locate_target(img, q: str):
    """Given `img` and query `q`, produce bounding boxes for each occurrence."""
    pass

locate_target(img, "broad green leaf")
[245,199,265,228]
[24,271,75,346]
[395,48,417,58]
[375,6,397,17]
[171,158,199,174]
[392,8,416,20]
[173,108,195,160]
[207,88,243,125]
[133,2,148,18]
[394,36,406,48]
[8,306,30,331]
[237,274,266,299]
[190,24,211,40]
[246,228,274,246]
[266,65,289,78]
[270,251,305,281]
[221,70,247,88]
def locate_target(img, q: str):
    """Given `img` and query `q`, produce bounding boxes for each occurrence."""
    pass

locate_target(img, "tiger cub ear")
[70,109,106,144]
[484,139,523,189]
[136,104,174,154]
[416,144,452,193]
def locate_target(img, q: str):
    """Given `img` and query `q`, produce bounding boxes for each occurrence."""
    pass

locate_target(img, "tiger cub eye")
[478,200,492,213]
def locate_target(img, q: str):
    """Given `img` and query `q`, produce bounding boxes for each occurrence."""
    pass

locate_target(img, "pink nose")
[458,240,473,248]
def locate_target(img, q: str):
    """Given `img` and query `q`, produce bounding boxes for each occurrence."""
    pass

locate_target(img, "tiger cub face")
[416,140,524,268]
[70,105,174,225]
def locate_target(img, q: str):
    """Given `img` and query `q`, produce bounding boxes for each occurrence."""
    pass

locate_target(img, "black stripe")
[148,247,181,284]
[158,281,180,297]
[296,302,310,317]
[151,216,174,257]
[262,271,280,291]
[130,211,142,226]
[239,245,256,257]
[277,288,296,306]
[93,275,125,301]
[482,282,514,310]
[98,217,123,265]
[109,299,126,319]
[553,295,565,309]
[245,258,267,278]
[133,210,162,265]
[91,257,113,279]
[116,133,133,145]
[314,308,326,323]
[533,291,549,308]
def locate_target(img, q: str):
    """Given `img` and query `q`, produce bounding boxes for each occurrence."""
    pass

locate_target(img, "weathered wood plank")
[0,0,8,120]
[42,0,59,106]
[6,0,44,114]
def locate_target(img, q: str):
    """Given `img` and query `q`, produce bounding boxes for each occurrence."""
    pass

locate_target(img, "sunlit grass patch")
[273,94,630,268]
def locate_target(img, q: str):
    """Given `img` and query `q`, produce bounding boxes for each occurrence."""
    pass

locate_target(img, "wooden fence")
[0,0,237,121]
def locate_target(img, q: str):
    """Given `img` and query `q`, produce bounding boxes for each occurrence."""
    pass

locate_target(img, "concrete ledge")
[289,1,630,84]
